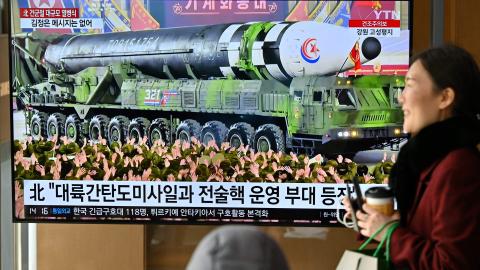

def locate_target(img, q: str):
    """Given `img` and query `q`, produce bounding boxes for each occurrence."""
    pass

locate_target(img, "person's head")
[399,45,480,136]
[186,225,290,270]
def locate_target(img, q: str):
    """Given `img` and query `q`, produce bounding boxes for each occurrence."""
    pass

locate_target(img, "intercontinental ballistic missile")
[44,21,381,82]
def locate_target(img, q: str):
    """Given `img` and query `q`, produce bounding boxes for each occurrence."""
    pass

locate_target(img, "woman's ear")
[438,87,455,110]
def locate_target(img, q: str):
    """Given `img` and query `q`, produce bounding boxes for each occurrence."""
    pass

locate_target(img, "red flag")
[130,0,160,31]
[349,41,361,72]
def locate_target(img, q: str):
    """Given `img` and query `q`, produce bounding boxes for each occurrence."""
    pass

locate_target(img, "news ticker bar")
[24,205,344,225]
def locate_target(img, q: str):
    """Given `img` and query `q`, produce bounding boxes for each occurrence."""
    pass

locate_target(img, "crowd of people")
[13,135,394,183]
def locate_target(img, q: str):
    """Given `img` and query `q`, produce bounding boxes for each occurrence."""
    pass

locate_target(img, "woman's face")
[399,60,447,136]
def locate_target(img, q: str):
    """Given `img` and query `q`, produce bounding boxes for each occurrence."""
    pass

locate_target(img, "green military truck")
[12,23,405,156]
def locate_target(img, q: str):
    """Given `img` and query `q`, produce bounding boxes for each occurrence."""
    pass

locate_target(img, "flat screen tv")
[10,0,412,225]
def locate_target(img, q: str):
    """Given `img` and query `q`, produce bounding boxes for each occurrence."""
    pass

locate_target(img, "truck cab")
[287,76,405,155]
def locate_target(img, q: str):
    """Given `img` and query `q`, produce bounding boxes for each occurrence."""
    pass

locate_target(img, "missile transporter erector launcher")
[13,21,405,155]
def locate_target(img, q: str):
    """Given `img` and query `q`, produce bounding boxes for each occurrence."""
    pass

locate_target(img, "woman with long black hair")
[345,44,480,269]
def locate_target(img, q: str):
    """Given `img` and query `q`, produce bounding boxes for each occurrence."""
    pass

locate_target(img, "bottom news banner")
[19,180,384,225]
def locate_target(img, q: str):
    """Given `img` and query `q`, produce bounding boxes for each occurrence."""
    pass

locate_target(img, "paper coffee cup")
[365,187,394,216]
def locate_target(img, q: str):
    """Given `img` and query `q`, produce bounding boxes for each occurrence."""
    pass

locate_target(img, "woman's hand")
[356,204,400,241]
[342,196,354,220]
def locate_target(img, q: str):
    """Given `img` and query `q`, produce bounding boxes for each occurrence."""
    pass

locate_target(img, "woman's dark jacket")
[389,117,480,269]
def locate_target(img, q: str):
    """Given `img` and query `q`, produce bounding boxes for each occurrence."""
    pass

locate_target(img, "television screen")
[11,0,411,225]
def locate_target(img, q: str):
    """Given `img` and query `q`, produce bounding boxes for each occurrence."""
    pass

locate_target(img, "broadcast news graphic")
[11,0,410,225]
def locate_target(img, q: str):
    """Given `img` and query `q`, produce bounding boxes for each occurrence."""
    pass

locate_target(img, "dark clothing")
[390,148,480,269]
[388,117,480,269]
[389,117,480,226]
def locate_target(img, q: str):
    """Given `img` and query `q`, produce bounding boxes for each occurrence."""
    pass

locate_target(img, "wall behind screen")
[1,0,6,33]
[412,0,430,54]
[444,0,480,62]
[412,0,480,61]
[37,224,145,270]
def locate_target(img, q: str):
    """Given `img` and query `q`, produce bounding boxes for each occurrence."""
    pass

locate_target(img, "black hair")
[411,44,480,121]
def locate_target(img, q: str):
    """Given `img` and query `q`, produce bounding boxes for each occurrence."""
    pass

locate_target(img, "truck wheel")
[201,121,228,147]
[65,114,84,143]
[227,122,255,148]
[254,124,286,153]
[176,119,201,143]
[148,118,171,145]
[128,117,150,144]
[108,116,130,145]
[46,113,66,139]
[30,112,48,140]
[89,115,110,143]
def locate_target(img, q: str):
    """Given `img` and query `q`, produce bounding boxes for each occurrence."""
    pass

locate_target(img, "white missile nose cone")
[361,37,381,60]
